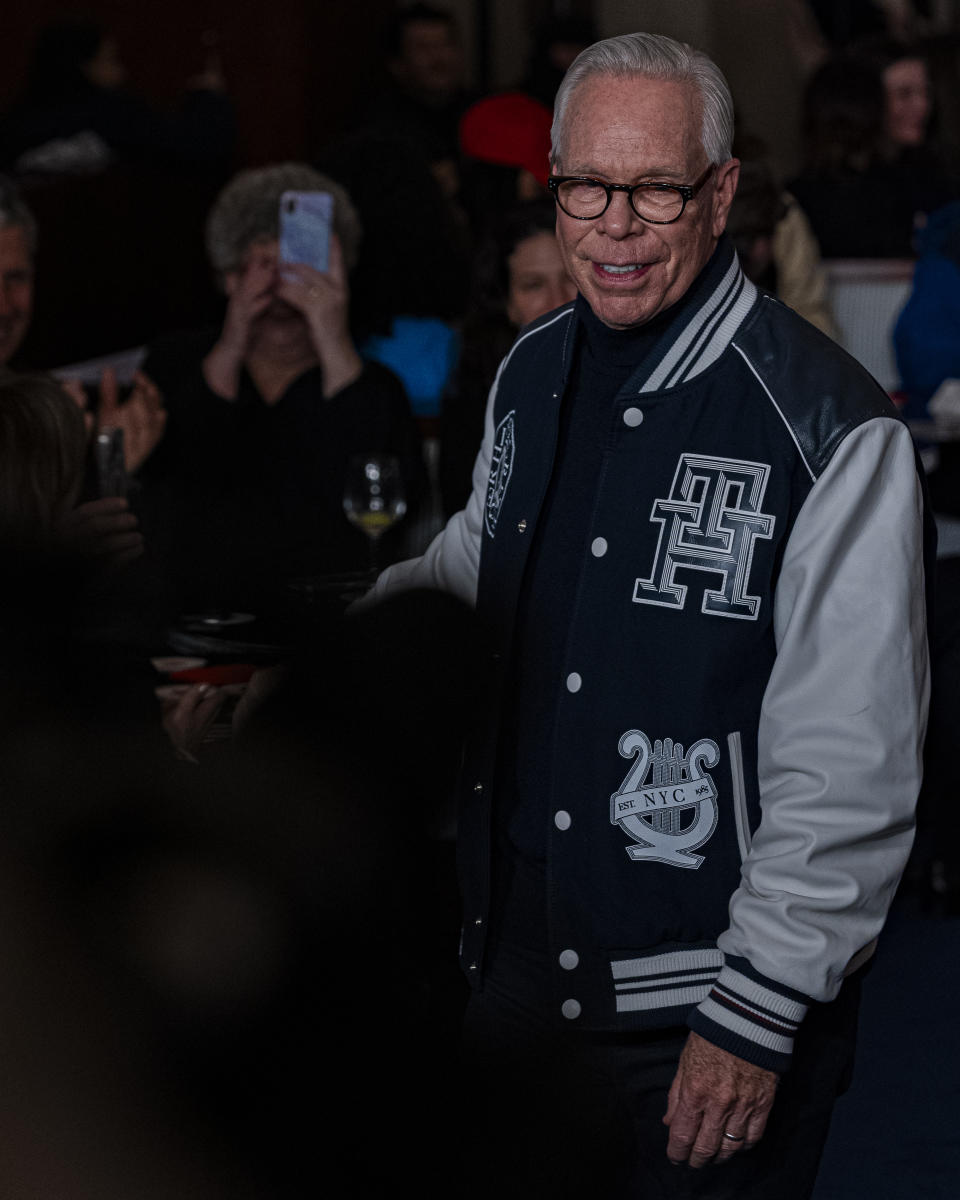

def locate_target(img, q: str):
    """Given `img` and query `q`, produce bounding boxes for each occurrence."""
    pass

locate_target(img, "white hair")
[550,32,735,169]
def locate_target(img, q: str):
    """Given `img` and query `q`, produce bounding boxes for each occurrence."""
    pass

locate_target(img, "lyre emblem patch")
[610,730,720,869]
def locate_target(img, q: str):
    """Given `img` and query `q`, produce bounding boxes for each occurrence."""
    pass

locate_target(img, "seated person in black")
[139,163,425,614]
[788,45,958,259]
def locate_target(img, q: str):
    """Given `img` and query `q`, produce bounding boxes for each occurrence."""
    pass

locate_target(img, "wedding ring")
[722,1132,745,1142]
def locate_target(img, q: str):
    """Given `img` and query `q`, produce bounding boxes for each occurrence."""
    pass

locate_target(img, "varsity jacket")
[368,245,929,1074]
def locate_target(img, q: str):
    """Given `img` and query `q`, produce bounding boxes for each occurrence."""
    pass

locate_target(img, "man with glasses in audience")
[362,32,928,1198]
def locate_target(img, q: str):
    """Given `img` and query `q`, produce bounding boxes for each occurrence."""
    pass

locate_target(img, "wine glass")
[342,453,407,575]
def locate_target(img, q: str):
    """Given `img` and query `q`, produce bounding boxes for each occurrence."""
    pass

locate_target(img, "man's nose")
[597,190,642,239]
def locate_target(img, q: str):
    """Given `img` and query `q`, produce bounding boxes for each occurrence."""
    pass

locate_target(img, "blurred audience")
[728,140,837,337]
[139,162,425,613]
[0,175,167,475]
[0,370,153,709]
[894,199,960,423]
[788,43,958,258]
[0,18,234,177]
[0,177,35,367]
[0,370,89,550]
[518,15,599,110]
[319,131,469,417]
[361,2,474,201]
[458,91,553,238]
[439,200,575,515]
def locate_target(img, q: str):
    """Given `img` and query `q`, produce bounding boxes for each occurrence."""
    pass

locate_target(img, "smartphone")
[278,190,333,274]
[95,427,129,498]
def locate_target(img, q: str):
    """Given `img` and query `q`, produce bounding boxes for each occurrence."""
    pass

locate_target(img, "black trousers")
[459,937,861,1200]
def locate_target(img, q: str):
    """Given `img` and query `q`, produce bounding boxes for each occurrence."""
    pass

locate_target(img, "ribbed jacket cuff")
[686,955,812,1074]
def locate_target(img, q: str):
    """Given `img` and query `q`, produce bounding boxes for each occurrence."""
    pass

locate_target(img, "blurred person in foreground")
[359,31,929,1198]
[139,163,424,613]
[0,372,154,714]
[439,199,576,514]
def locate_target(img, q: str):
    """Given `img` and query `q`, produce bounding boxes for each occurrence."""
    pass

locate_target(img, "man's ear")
[711,158,741,239]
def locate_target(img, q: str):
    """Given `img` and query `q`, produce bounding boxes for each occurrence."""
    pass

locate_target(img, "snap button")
[554,810,572,831]
[561,999,582,1020]
[469,962,478,971]
[566,672,582,693]
[474,782,483,793]
[517,518,528,532]
[591,537,608,557]
[559,949,579,971]
[623,407,644,427]
[475,918,483,926]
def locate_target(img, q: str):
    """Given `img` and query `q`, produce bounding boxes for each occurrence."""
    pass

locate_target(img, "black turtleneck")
[492,240,728,949]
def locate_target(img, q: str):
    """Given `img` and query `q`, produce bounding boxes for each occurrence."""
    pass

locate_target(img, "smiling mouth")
[592,261,651,282]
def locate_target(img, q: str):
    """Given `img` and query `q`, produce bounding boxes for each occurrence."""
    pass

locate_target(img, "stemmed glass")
[342,453,407,575]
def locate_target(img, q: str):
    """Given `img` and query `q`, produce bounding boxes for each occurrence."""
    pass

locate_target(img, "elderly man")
[364,32,928,1198]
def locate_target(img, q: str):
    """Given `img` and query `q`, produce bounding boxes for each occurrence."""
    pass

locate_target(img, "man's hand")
[663,1031,778,1167]
[98,367,167,474]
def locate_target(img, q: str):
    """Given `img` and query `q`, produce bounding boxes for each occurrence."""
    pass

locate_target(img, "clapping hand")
[97,367,167,474]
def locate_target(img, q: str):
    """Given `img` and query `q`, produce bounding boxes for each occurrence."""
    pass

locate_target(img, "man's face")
[392,19,463,99]
[0,225,34,366]
[553,75,739,330]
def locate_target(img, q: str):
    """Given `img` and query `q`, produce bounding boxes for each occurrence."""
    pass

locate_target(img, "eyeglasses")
[548,165,715,225]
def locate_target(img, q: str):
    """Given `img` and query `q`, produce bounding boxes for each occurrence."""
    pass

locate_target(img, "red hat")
[459,92,553,187]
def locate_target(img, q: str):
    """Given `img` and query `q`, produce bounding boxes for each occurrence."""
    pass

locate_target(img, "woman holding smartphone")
[139,163,425,614]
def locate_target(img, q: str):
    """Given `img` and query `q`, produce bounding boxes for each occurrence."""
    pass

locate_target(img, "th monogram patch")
[633,454,775,620]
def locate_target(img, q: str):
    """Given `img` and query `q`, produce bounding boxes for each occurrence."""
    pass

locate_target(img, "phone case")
[279,190,333,273]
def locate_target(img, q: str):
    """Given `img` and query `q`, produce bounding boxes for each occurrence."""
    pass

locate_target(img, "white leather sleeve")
[354,376,498,612]
[719,416,929,1001]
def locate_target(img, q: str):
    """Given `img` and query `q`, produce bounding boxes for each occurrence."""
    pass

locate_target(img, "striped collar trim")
[638,255,757,393]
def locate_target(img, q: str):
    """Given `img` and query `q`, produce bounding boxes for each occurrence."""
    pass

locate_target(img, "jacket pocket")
[727,731,752,863]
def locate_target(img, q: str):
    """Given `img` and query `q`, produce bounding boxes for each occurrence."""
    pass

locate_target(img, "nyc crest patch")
[485,410,516,538]
[610,729,720,869]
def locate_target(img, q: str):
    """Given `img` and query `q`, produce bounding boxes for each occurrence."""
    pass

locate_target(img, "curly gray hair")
[205,162,362,278]
[551,32,735,169]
